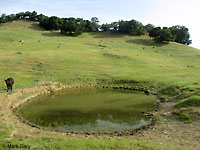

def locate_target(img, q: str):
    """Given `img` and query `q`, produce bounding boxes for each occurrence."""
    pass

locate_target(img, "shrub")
[159,85,180,96]
[172,108,193,123]
[173,107,200,123]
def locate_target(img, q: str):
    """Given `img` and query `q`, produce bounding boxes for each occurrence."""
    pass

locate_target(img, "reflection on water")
[18,89,156,132]
[49,119,148,132]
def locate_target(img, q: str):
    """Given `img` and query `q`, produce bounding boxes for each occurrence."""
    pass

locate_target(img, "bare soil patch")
[139,102,200,150]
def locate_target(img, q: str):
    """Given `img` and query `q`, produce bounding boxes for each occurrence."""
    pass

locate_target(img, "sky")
[0,0,199,49]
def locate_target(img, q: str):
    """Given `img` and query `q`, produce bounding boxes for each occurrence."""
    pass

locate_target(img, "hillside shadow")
[127,39,168,47]
[42,32,66,37]
[89,32,126,38]
[28,23,44,31]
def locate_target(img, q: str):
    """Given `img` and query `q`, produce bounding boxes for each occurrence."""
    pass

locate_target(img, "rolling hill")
[0,20,200,90]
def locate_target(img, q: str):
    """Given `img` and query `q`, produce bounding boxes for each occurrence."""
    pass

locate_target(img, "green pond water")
[18,89,156,132]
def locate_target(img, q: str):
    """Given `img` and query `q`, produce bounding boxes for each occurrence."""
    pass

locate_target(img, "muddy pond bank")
[0,81,199,149]
[10,81,183,137]
[14,86,159,136]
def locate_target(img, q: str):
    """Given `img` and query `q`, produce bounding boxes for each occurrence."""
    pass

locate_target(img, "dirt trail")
[139,102,200,150]
[0,82,67,139]
[0,83,200,149]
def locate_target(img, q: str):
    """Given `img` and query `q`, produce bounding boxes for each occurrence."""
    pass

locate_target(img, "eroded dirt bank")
[0,82,199,149]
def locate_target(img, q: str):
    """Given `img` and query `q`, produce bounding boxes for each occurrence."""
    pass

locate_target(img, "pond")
[17,89,156,133]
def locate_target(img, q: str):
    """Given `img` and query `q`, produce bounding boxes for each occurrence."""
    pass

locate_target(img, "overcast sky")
[0,0,199,49]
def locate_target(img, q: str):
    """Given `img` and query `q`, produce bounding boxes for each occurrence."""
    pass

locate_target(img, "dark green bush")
[159,85,180,96]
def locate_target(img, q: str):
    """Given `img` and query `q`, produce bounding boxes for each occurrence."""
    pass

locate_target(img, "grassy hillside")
[0,20,200,90]
[1,20,200,150]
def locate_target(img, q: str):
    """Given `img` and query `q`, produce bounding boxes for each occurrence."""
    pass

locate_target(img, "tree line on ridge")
[0,11,192,45]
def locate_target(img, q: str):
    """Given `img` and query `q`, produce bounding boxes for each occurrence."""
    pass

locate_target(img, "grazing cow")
[5,77,14,92]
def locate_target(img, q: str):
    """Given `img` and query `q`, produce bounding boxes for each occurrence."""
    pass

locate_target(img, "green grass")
[158,85,180,96]
[1,121,182,150]
[1,136,185,150]
[0,122,185,150]
[0,20,199,149]
[175,96,200,108]
[173,107,200,123]
[173,108,193,123]
[173,96,200,123]
[0,123,11,140]
[1,20,200,90]
[175,91,192,100]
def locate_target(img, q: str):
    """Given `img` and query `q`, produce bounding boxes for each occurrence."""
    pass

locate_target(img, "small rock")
[17,52,22,54]
[162,113,168,116]
[162,112,170,116]
[19,40,24,42]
